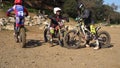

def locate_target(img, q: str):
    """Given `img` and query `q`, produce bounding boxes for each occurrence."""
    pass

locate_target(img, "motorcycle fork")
[71,30,79,40]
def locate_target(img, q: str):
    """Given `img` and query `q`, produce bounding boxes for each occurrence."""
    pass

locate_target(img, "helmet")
[77,3,85,12]
[78,3,84,9]
[53,7,61,14]
[14,0,22,5]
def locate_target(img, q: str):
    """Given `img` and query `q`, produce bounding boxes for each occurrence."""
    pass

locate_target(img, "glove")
[25,14,28,17]
[75,17,80,21]
[6,13,10,16]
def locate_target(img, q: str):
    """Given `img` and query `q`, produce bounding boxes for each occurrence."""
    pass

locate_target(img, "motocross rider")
[76,2,99,49]
[48,7,69,46]
[7,0,28,42]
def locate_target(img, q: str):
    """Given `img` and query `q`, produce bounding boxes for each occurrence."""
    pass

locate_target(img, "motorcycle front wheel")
[64,30,81,49]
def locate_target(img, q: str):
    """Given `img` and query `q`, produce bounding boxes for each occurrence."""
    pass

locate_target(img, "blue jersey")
[7,4,28,31]
[7,5,24,18]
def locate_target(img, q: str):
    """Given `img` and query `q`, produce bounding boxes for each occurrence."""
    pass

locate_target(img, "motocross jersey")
[7,5,28,18]
[7,5,28,32]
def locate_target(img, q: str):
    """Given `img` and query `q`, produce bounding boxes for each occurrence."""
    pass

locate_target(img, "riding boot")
[94,40,99,50]
[14,32,19,43]
[86,40,90,47]
[49,34,53,47]
[14,27,19,43]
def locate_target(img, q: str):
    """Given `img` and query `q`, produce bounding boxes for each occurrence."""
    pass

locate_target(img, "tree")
[3,0,120,24]
[111,3,118,11]
[63,0,77,18]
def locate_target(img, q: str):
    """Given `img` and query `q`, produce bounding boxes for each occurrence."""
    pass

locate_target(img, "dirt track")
[0,25,120,68]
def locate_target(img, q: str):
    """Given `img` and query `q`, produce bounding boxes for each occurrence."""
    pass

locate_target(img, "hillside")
[3,0,64,10]
[2,0,120,24]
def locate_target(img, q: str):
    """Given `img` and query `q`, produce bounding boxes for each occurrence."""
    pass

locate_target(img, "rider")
[49,7,68,46]
[6,0,28,42]
[76,2,99,49]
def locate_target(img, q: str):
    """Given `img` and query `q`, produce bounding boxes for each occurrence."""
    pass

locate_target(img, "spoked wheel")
[14,23,19,43]
[19,27,26,48]
[58,30,64,47]
[44,28,50,42]
[98,31,111,48]
[79,33,86,46]
[44,28,53,45]
[64,30,81,49]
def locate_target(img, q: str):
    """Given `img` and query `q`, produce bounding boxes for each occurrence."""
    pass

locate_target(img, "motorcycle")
[64,17,111,49]
[9,14,26,48]
[44,20,68,46]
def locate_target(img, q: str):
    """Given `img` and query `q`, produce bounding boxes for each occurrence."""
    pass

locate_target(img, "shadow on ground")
[25,39,44,48]
[89,43,114,49]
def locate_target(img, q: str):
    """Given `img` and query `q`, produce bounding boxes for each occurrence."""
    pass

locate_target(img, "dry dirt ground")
[0,25,120,68]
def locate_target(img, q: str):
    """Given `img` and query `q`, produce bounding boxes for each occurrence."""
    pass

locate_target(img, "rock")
[25,16,33,26]
[4,25,14,30]
[8,17,15,23]
[0,18,5,26]
[0,21,3,26]
[32,15,48,25]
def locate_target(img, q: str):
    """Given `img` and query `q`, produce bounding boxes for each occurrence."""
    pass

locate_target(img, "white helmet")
[53,7,61,14]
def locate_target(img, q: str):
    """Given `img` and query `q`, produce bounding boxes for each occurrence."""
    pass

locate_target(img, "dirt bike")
[44,21,68,46]
[15,24,26,48]
[10,14,26,48]
[64,17,111,49]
